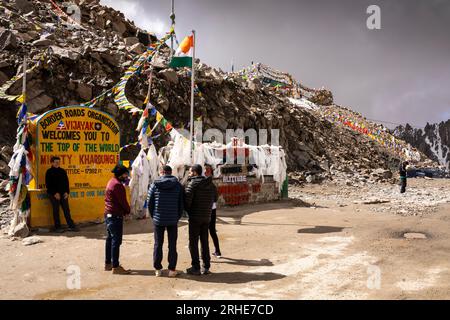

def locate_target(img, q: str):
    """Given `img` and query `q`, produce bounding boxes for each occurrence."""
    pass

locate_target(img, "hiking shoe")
[212,252,222,259]
[168,270,180,278]
[68,226,80,232]
[201,268,211,275]
[112,266,131,275]
[104,263,113,271]
[155,269,162,277]
[52,227,65,233]
[186,267,201,275]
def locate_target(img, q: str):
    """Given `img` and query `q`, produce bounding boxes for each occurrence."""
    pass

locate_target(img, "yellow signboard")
[35,106,120,189]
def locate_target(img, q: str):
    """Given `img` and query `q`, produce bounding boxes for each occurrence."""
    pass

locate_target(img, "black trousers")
[209,209,221,255]
[189,220,211,270]
[49,194,75,229]
[400,178,407,193]
[105,216,123,268]
[153,224,178,271]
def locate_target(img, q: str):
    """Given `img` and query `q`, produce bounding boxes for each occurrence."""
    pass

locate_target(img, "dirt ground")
[0,179,449,300]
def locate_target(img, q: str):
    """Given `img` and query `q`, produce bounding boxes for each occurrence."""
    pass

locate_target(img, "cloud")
[100,0,450,126]
[100,0,168,37]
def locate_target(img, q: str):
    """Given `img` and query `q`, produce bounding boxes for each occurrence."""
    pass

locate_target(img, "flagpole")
[22,55,27,106]
[170,0,175,59]
[146,66,153,107]
[11,55,27,212]
[189,29,196,164]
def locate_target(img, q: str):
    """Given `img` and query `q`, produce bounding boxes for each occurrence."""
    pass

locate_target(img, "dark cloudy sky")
[101,0,450,128]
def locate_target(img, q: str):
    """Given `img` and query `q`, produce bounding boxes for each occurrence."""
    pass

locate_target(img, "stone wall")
[215,175,280,207]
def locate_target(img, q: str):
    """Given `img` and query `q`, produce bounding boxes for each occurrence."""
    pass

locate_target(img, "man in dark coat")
[184,164,217,275]
[104,164,131,275]
[399,161,409,193]
[147,165,184,277]
[45,156,77,232]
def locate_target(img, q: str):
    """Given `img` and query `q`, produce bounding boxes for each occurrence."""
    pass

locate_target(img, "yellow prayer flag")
[16,94,25,103]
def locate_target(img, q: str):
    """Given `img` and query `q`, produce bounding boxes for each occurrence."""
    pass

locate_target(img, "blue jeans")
[153,225,178,271]
[105,216,123,268]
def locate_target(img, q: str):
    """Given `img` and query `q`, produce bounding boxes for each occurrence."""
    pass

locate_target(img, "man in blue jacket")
[147,165,184,277]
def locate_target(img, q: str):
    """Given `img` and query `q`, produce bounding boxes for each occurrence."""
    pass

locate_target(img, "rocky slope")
[0,0,436,192]
[394,122,450,170]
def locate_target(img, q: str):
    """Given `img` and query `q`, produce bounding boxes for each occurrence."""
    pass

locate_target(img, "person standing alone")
[45,156,78,232]
[399,161,409,193]
[147,165,184,277]
[204,164,221,258]
[104,164,131,274]
[184,164,217,275]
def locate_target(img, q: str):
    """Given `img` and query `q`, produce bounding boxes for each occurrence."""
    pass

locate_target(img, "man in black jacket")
[147,165,184,277]
[399,161,409,193]
[184,164,217,275]
[45,156,77,232]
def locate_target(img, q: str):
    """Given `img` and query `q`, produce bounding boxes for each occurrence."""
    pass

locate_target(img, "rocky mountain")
[394,122,450,170]
[0,0,437,196]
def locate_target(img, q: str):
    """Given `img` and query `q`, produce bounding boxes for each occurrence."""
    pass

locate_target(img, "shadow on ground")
[212,257,274,267]
[297,225,347,234]
[33,200,305,240]
[181,272,286,284]
[34,219,188,240]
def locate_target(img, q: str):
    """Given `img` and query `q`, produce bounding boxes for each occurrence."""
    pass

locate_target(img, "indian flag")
[169,35,194,68]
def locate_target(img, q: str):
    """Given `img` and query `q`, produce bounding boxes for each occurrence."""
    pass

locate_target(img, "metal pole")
[11,56,27,211]
[189,30,196,164]
[22,56,27,105]
[170,0,175,59]
[146,67,153,107]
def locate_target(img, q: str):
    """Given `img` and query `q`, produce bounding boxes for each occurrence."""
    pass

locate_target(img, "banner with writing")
[34,106,120,189]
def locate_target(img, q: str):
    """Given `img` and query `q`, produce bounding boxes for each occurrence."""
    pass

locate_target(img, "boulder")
[0,146,12,162]
[212,116,228,131]
[136,30,151,46]
[124,37,139,46]
[159,70,178,84]
[0,71,8,86]
[0,159,9,176]
[76,82,93,100]
[111,20,126,35]
[10,221,29,238]
[309,89,333,106]
[22,236,43,246]
[128,42,145,55]
[95,48,121,67]
[306,175,315,183]
[94,14,105,29]
[32,37,52,47]
[50,46,81,61]
[157,95,170,111]
[27,94,54,114]
[14,0,34,13]
[371,168,393,179]
[0,30,18,50]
